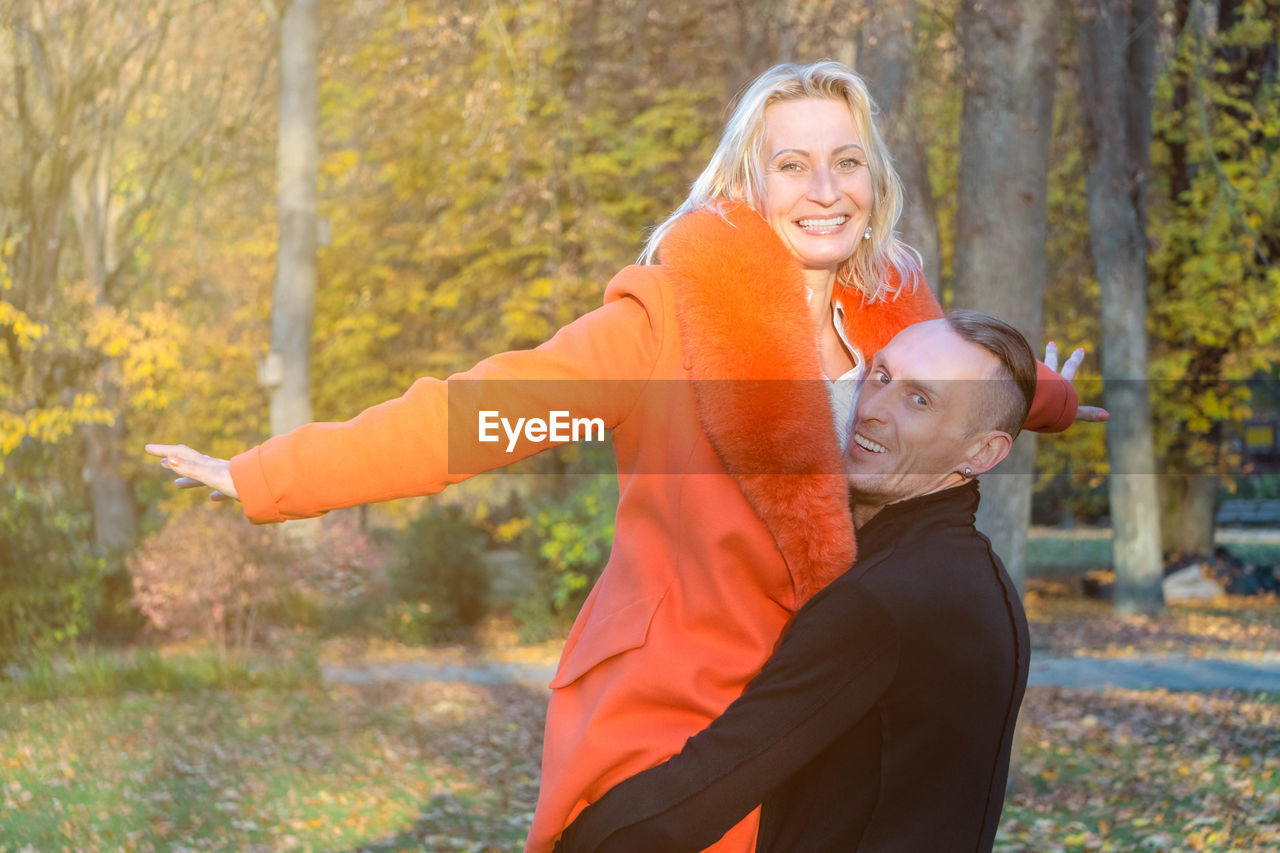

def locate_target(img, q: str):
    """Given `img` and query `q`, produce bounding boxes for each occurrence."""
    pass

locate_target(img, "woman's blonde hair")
[642,60,921,302]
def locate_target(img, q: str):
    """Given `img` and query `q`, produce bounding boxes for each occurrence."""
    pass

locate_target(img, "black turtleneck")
[553,481,1029,853]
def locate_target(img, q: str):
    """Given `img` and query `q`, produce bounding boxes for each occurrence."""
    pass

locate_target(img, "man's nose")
[855,382,887,422]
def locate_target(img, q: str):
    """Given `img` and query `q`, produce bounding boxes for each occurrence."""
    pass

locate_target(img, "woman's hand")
[1044,342,1109,423]
[144,444,240,501]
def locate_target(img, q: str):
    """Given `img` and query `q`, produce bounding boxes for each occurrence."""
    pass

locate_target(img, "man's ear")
[964,431,1014,477]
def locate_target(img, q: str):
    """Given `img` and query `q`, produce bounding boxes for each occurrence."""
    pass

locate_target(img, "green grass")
[0,680,543,851]
[3,595,1279,851]
[0,643,320,703]
[1026,532,1280,576]
[3,655,1278,851]
[1027,534,1114,575]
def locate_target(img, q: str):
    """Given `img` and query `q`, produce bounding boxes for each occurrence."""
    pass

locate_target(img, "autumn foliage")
[127,507,293,655]
[127,509,390,654]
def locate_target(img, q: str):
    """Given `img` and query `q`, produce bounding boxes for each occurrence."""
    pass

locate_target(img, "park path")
[321,654,1280,692]
[1026,655,1280,691]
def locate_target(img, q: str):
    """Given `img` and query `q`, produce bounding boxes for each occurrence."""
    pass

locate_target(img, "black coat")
[554,481,1029,852]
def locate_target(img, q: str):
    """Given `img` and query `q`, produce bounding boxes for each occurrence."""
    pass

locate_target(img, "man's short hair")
[945,311,1037,437]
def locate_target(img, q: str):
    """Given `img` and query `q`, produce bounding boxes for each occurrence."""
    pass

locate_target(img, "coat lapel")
[659,203,856,604]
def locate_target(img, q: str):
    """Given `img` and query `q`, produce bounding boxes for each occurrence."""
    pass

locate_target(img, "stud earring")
[863,226,872,241]
[964,467,973,478]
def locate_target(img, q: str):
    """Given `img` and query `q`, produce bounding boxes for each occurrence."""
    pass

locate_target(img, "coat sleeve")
[553,580,900,853]
[229,267,666,523]
[1024,361,1078,433]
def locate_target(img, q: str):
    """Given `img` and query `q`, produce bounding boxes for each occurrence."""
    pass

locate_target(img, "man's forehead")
[878,321,998,382]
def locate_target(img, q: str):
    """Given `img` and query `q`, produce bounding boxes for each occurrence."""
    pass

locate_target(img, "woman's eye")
[837,158,863,171]
[876,371,890,384]
[779,160,803,173]
[910,393,927,407]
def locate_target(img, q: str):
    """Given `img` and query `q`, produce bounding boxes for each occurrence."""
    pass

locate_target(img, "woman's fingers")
[144,443,240,501]
[1059,347,1086,383]
[145,443,200,470]
[1044,343,1106,423]
[1044,342,1088,382]
[1044,341,1059,373]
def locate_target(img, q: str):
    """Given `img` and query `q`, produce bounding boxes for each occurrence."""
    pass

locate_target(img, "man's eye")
[910,393,928,407]
[876,371,890,384]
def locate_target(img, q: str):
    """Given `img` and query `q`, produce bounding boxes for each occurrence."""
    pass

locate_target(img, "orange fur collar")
[660,203,856,604]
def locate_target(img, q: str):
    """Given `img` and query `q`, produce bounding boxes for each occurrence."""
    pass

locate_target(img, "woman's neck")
[804,268,838,329]
[806,268,854,379]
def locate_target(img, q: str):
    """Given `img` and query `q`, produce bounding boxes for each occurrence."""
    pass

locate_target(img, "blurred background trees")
[0,0,1276,664]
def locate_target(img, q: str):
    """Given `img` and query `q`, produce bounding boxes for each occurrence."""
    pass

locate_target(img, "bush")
[528,476,617,615]
[389,504,490,642]
[0,485,102,668]
[127,506,293,656]
[280,513,391,632]
[292,513,389,602]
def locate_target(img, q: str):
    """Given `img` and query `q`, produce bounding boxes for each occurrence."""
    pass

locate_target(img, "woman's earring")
[863,226,872,241]
[964,467,973,478]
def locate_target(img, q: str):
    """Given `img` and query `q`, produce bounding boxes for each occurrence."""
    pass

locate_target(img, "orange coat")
[229,204,1075,852]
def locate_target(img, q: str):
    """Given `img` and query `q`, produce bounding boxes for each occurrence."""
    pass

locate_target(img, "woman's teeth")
[798,216,848,231]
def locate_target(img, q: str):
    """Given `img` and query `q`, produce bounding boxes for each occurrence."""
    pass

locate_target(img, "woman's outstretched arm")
[145,267,666,522]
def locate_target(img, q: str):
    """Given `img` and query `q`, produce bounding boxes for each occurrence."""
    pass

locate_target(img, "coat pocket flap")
[548,589,667,690]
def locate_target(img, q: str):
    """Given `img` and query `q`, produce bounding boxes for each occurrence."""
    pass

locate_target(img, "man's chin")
[846,474,892,505]
[847,473,944,506]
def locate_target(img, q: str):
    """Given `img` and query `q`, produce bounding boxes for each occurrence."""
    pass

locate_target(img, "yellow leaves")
[0,301,47,349]
[9,395,112,445]
[0,239,12,295]
[1008,686,1280,850]
[0,395,117,473]
[322,148,361,179]
[26,395,115,443]
[0,411,24,458]
[492,516,531,543]
[0,292,193,475]
[85,305,132,358]
[81,302,185,412]
[1028,573,1280,658]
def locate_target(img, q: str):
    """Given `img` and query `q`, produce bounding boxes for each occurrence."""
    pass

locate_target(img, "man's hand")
[1044,342,1109,423]
[145,444,239,501]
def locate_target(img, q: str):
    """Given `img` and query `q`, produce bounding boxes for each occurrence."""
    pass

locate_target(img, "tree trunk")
[267,0,318,437]
[1160,473,1219,557]
[1076,0,1164,615]
[951,0,1059,599]
[82,417,139,553]
[857,0,942,288]
[71,155,140,555]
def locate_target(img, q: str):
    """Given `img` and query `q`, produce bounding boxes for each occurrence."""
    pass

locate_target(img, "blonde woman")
[149,61,1093,852]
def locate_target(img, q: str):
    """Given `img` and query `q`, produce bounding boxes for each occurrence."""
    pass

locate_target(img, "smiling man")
[554,311,1036,853]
